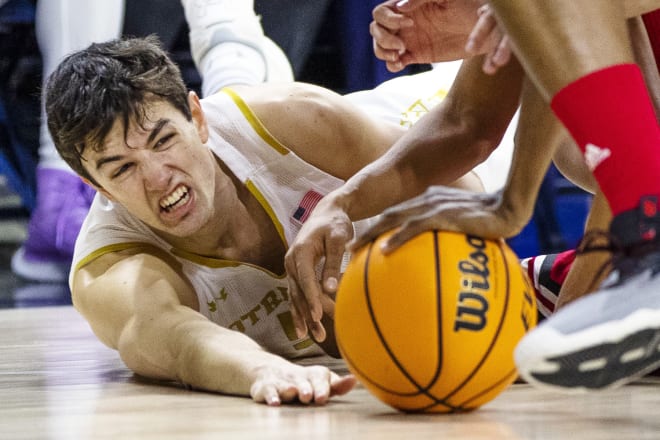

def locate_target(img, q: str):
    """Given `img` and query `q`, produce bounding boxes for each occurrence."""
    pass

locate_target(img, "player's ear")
[188,91,209,144]
[82,177,113,201]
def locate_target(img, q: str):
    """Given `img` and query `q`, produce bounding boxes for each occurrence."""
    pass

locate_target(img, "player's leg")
[11,0,124,282]
[488,0,660,391]
[181,0,293,98]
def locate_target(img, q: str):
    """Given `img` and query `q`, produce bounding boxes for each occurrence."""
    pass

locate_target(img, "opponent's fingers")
[349,216,399,252]
[395,0,444,13]
[381,216,446,254]
[491,35,512,67]
[386,59,406,73]
[370,20,405,51]
[372,1,414,31]
[465,5,498,55]
[372,38,405,68]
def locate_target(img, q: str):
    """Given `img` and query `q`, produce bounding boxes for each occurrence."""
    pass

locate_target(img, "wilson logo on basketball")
[454,236,490,332]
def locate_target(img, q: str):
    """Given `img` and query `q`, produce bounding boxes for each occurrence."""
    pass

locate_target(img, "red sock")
[550,64,660,216]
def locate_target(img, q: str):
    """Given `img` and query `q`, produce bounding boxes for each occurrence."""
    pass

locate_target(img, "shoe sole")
[10,247,70,283]
[515,308,660,392]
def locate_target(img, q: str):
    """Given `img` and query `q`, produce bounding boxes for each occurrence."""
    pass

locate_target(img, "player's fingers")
[293,379,314,404]
[370,20,406,52]
[295,263,324,323]
[319,292,336,320]
[285,248,324,323]
[372,1,414,31]
[308,370,332,405]
[286,280,309,338]
[329,373,357,397]
[250,382,282,406]
[381,217,445,254]
[395,0,443,13]
[491,35,512,68]
[482,50,501,75]
[465,7,497,55]
[321,237,347,296]
[386,59,406,73]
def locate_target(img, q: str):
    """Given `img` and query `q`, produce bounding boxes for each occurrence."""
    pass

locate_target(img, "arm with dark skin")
[283,56,523,341]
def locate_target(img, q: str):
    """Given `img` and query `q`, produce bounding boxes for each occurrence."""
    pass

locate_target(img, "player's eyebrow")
[95,119,171,171]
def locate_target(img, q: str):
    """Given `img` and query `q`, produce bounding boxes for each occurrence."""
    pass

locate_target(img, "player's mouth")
[160,184,190,213]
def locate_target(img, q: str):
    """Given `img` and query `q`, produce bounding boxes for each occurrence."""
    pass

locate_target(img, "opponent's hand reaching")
[284,198,354,343]
[369,0,479,72]
[250,363,356,406]
[371,0,484,72]
[465,4,513,74]
[351,186,527,254]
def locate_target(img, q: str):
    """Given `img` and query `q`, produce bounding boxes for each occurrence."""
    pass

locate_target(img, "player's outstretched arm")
[71,249,355,405]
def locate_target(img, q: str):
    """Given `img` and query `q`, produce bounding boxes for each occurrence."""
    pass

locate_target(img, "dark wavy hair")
[45,35,192,185]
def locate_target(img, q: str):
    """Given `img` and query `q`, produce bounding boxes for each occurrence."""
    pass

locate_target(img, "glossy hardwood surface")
[1,306,659,440]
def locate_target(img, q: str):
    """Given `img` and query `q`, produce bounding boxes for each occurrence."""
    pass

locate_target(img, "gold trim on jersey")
[73,242,157,272]
[75,240,286,279]
[245,179,287,248]
[221,88,290,156]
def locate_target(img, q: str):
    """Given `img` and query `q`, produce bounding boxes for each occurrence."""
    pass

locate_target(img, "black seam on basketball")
[339,240,428,397]
[457,368,518,410]
[362,232,457,411]
[336,331,422,397]
[438,237,512,402]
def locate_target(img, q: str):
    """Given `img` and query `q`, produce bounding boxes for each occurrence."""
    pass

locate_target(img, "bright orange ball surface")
[335,230,537,413]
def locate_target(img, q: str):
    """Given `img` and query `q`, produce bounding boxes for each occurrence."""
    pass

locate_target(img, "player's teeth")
[161,186,187,209]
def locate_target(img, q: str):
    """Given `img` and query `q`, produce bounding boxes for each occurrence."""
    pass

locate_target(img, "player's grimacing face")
[82,95,218,237]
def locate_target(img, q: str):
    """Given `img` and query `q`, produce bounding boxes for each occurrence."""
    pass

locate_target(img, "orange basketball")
[335,230,537,413]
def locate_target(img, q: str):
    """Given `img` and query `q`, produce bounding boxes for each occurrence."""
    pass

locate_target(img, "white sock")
[181,0,293,97]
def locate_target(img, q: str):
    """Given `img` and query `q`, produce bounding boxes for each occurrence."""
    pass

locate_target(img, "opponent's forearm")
[327,56,524,222]
[328,108,489,221]
[496,78,565,232]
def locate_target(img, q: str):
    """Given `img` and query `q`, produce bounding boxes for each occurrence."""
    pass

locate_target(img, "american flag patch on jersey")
[292,190,323,223]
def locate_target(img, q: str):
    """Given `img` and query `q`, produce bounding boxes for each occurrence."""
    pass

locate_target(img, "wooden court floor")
[1,305,660,440]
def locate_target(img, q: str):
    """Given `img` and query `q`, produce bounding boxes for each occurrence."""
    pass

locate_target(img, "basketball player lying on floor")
[47,35,530,405]
[284,0,660,341]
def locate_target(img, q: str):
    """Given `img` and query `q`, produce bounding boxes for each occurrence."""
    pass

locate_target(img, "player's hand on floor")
[351,186,523,254]
[284,200,353,342]
[250,364,356,406]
